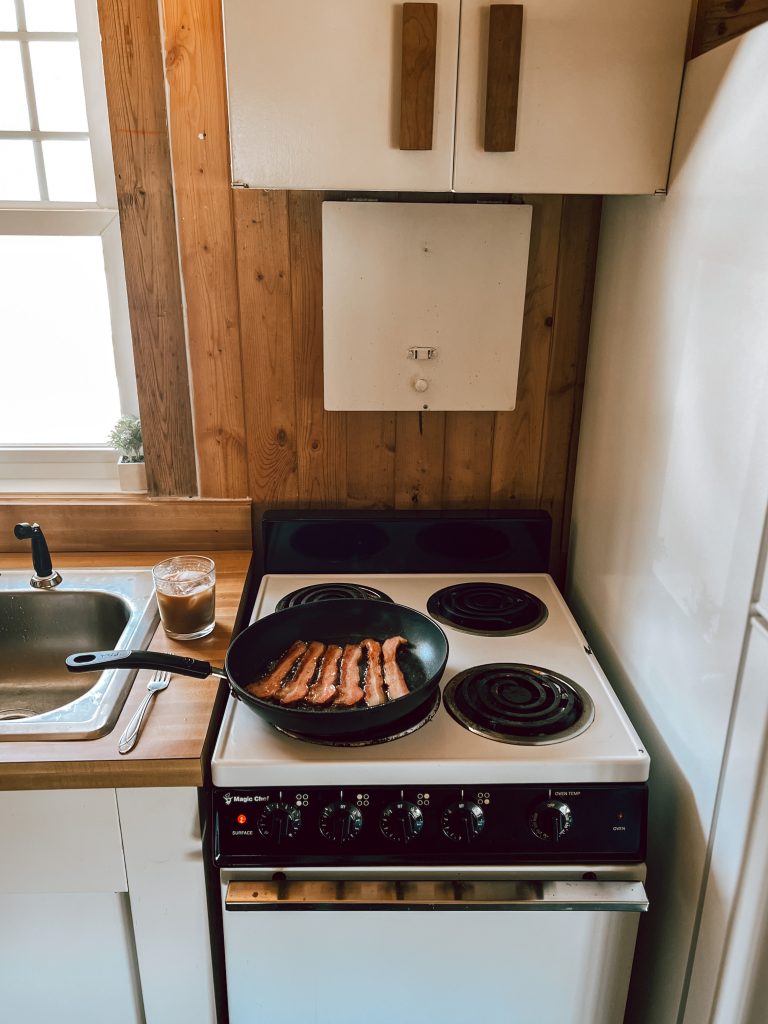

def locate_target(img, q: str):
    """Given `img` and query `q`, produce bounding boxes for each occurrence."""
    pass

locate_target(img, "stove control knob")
[319,802,363,843]
[441,801,485,843]
[258,802,302,844]
[530,800,572,843]
[380,801,424,843]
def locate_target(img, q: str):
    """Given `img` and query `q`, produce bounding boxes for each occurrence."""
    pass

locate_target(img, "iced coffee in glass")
[153,556,216,640]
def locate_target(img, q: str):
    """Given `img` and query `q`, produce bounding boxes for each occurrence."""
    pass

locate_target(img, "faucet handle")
[14,521,61,588]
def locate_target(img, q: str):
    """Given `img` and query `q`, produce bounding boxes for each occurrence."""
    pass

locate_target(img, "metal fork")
[118,670,171,754]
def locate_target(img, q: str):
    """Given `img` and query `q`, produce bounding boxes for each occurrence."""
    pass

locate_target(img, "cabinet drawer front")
[224,0,460,191]
[454,0,690,194]
[0,789,127,893]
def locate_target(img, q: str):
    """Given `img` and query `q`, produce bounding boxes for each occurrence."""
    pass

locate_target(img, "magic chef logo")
[223,792,261,804]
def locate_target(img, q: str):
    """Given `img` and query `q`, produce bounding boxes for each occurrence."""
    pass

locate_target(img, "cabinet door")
[0,892,142,1024]
[224,0,460,191]
[453,0,690,194]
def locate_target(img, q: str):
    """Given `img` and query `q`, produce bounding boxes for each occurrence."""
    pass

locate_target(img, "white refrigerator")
[567,23,768,1024]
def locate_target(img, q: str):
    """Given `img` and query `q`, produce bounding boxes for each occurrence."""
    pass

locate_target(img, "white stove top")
[211,574,649,787]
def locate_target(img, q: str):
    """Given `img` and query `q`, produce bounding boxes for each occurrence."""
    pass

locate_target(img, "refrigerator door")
[684,618,768,1024]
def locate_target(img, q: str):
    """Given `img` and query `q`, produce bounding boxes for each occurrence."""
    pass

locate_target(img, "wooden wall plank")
[161,0,249,497]
[233,189,299,506]
[289,191,348,506]
[394,412,446,508]
[690,0,768,58]
[97,0,197,497]
[0,498,251,552]
[490,195,563,507]
[346,413,397,508]
[443,413,495,506]
[537,196,602,583]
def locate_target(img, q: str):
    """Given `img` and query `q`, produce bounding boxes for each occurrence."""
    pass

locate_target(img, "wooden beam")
[161,0,250,497]
[97,0,197,497]
[690,0,768,58]
[0,497,252,552]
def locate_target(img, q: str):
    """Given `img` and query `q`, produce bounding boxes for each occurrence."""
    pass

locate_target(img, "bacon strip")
[382,635,410,700]
[333,643,365,706]
[361,638,386,707]
[277,641,326,704]
[306,644,343,705]
[245,641,308,699]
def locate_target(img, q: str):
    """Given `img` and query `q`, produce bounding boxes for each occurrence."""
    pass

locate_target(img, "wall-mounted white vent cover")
[322,201,531,411]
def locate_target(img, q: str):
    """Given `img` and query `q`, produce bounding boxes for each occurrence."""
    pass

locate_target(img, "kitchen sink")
[0,569,158,740]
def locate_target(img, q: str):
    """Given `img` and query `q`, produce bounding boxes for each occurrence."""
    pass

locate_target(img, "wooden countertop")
[0,550,252,790]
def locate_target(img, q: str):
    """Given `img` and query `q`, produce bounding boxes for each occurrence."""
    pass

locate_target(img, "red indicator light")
[237,814,247,825]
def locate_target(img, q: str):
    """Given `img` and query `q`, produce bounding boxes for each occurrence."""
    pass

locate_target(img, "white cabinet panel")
[0,789,127,893]
[224,0,460,191]
[118,788,216,1024]
[322,200,531,410]
[0,892,142,1024]
[454,0,689,194]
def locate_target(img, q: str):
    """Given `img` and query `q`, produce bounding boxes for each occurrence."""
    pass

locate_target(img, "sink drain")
[0,708,35,721]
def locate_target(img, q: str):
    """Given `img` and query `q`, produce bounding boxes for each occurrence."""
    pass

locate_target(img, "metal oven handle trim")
[225,879,648,912]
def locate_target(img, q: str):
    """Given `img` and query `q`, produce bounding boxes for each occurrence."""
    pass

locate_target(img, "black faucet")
[14,522,62,589]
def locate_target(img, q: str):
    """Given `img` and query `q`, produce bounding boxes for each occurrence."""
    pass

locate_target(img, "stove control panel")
[213,783,647,866]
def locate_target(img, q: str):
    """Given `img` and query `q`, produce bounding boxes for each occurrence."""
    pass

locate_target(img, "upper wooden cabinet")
[223,0,691,194]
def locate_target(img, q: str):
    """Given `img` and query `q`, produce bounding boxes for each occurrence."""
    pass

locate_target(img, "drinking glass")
[152,555,216,640]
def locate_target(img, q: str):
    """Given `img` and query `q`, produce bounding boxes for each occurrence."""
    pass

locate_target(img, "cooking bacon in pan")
[333,643,365,706]
[306,644,343,705]
[382,636,410,700]
[277,641,326,705]
[245,640,307,699]
[361,638,386,706]
[248,636,411,707]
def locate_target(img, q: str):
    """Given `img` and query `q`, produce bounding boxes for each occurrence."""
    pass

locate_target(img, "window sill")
[0,478,123,494]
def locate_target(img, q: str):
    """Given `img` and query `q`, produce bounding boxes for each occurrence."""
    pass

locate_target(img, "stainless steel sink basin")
[0,569,158,740]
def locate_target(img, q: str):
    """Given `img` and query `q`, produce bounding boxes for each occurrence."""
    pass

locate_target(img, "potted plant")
[109,414,146,492]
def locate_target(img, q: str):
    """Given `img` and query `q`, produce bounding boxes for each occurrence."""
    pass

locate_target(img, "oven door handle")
[225,879,648,912]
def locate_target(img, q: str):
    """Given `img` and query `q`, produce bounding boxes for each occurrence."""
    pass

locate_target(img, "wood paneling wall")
[233,190,601,578]
[97,0,197,497]
[689,0,768,57]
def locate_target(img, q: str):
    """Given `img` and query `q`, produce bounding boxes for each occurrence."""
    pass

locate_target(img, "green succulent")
[108,414,144,463]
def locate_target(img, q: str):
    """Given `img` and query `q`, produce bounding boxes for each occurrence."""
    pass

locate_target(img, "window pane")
[29,41,88,131]
[0,236,121,445]
[0,42,30,130]
[0,0,17,30]
[42,139,96,201]
[0,141,39,200]
[24,0,78,31]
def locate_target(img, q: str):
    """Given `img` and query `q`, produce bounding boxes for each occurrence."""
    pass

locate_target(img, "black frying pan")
[65,600,449,741]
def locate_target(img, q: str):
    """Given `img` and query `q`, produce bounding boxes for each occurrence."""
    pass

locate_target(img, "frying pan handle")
[65,650,216,679]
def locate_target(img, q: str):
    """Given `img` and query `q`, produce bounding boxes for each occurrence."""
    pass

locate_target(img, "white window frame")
[0,0,137,491]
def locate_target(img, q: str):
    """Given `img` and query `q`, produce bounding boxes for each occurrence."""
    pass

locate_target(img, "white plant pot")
[117,459,147,493]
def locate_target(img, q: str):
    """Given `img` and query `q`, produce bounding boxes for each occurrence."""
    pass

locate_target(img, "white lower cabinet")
[0,787,215,1024]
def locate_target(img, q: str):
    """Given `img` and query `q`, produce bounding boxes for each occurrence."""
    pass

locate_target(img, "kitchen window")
[0,0,136,491]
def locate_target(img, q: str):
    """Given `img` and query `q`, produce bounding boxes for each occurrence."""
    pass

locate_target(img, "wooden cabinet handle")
[484,4,523,152]
[400,3,438,151]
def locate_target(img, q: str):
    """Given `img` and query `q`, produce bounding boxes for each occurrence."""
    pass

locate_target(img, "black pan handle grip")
[66,650,214,679]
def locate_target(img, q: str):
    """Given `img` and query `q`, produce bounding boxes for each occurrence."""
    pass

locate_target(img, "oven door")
[221,878,647,1024]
